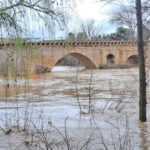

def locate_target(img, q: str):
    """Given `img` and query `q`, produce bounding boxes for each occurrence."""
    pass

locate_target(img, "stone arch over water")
[126,55,138,66]
[52,52,97,71]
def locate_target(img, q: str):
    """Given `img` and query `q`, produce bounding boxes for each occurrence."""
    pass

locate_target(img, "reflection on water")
[139,122,148,150]
[52,66,85,72]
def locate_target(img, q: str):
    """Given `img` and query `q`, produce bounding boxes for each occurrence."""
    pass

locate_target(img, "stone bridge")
[0,40,150,73]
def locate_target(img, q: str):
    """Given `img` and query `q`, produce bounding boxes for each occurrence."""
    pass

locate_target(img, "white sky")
[60,0,117,39]
[28,0,117,39]
[76,0,110,21]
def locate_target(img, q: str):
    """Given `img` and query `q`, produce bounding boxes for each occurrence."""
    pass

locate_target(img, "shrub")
[35,65,50,74]
[99,64,108,69]
[99,64,130,69]
[119,64,130,69]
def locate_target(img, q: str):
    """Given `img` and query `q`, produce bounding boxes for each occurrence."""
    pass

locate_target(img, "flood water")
[0,66,150,150]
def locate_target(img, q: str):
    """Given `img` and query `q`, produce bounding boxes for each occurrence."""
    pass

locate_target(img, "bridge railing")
[0,40,149,48]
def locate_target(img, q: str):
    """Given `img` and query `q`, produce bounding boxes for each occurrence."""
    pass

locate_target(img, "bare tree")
[79,20,102,41]
[99,0,147,122]
[110,0,150,40]
[111,5,136,40]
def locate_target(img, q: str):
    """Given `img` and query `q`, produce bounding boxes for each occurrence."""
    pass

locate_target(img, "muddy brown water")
[0,66,150,150]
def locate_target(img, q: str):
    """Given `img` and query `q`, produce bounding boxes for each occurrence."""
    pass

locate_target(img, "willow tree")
[0,0,70,37]
[0,0,72,92]
[101,0,147,122]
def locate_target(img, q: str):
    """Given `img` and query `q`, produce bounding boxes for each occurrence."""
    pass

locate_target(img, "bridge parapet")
[0,40,146,48]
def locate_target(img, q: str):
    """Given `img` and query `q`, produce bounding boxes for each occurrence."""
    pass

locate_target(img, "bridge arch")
[107,54,115,64]
[52,52,97,71]
[126,55,138,66]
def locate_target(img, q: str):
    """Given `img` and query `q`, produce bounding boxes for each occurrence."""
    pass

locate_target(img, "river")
[0,66,150,150]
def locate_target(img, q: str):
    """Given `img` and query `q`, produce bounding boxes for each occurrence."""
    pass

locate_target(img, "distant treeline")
[66,26,150,41]
[67,27,135,41]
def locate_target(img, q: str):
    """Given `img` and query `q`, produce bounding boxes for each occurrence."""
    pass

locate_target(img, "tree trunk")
[136,0,147,122]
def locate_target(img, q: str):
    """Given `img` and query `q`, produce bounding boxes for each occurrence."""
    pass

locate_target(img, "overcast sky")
[57,0,117,39]
[27,0,118,40]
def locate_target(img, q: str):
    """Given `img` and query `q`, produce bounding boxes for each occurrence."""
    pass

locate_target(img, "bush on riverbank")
[99,64,130,69]
[35,65,50,74]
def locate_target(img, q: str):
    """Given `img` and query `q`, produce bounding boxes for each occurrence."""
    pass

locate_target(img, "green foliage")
[8,50,15,77]
[119,64,130,69]
[99,64,108,69]
[1,38,41,99]
[1,38,40,78]
[102,27,130,40]
[116,27,130,40]
[67,32,75,41]
[49,40,57,47]
[91,35,102,41]
[67,32,102,41]
[76,32,88,41]
[99,64,130,69]
[66,27,130,41]
[15,38,23,53]
[4,78,10,98]
[64,39,70,49]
